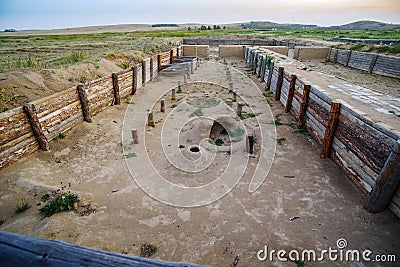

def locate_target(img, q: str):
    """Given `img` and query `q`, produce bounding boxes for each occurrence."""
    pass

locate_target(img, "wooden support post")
[23,103,49,151]
[112,73,120,105]
[171,88,176,100]
[266,62,274,90]
[160,99,166,113]
[320,101,341,159]
[247,135,254,154]
[131,129,139,144]
[170,49,174,64]
[132,66,138,95]
[157,54,162,72]
[369,54,378,73]
[345,50,352,66]
[142,61,146,85]
[191,61,194,74]
[285,74,297,113]
[150,57,154,80]
[297,84,311,128]
[364,140,400,213]
[232,90,237,102]
[186,63,191,79]
[77,84,92,123]
[333,49,338,63]
[236,102,244,117]
[147,111,155,127]
[275,67,284,101]
[260,58,266,81]
[184,75,187,84]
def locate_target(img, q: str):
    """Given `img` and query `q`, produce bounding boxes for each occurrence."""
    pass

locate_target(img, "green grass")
[39,191,79,218]
[0,86,21,112]
[189,108,203,117]
[53,132,67,141]
[272,114,283,126]
[179,144,185,149]
[124,152,137,158]
[15,199,31,214]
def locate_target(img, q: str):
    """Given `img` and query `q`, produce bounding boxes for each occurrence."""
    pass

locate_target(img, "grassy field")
[0,28,399,73]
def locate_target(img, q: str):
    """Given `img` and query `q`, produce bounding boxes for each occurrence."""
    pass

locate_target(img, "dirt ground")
[0,59,399,266]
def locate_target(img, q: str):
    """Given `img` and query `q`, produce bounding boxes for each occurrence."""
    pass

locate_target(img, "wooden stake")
[364,140,400,213]
[131,129,139,144]
[142,61,146,85]
[160,99,166,113]
[229,82,234,92]
[236,102,244,117]
[247,135,254,154]
[266,62,274,90]
[171,88,176,100]
[369,54,378,73]
[275,67,284,101]
[132,66,138,95]
[157,54,162,72]
[112,73,120,105]
[77,84,92,123]
[150,57,154,80]
[345,50,352,66]
[320,101,341,159]
[297,84,311,128]
[285,74,297,113]
[184,75,187,84]
[232,90,237,102]
[23,103,49,151]
[147,111,155,127]
[169,49,174,64]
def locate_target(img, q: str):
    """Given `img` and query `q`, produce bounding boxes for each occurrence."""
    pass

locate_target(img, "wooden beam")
[266,61,274,90]
[275,67,284,101]
[285,74,297,113]
[345,50,352,66]
[150,57,154,80]
[297,84,311,128]
[23,103,49,151]
[247,135,254,154]
[364,140,400,213]
[333,49,338,63]
[77,84,92,123]
[320,101,341,159]
[132,66,138,95]
[369,54,378,73]
[170,49,174,64]
[111,73,121,105]
[0,231,204,267]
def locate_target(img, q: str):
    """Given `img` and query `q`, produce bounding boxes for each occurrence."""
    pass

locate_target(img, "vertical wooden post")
[142,61,146,85]
[232,91,237,102]
[333,49,338,63]
[147,111,155,127]
[160,99,165,113]
[170,49,174,64]
[184,75,187,84]
[132,66,138,95]
[345,50,352,66]
[150,57,154,80]
[285,74,297,113]
[131,129,139,144]
[112,73,120,105]
[369,54,378,73]
[191,61,194,74]
[186,63,191,79]
[77,84,92,122]
[247,135,254,154]
[260,58,266,81]
[23,103,49,151]
[236,102,244,117]
[171,88,176,100]
[320,101,341,159]
[266,62,274,90]
[275,67,284,101]
[297,84,311,128]
[364,140,400,213]
[157,54,162,72]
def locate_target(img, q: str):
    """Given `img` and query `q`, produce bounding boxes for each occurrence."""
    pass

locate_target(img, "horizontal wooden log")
[0,231,205,267]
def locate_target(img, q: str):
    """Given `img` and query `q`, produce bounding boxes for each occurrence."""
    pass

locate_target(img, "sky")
[0,0,399,30]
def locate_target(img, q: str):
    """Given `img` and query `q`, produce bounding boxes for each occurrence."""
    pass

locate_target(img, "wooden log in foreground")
[131,129,139,144]
[77,84,92,123]
[23,103,50,151]
[236,102,244,117]
[285,74,297,113]
[297,84,311,128]
[172,88,176,100]
[0,230,205,267]
[365,140,400,213]
[160,99,166,113]
[247,135,254,154]
[111,73,121,105]
[320,101,341,159]
[147,111,155,127]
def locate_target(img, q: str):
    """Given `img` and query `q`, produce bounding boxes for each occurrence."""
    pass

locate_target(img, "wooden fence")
[328,48,400,79]
[0,47,182,170]
[246,47,400,218]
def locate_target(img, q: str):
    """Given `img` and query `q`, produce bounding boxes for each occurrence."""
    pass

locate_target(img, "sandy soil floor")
[1,59,399,266]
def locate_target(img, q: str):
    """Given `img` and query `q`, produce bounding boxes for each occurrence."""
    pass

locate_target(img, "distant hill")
[239,21,318,30]
[321,20,400,30]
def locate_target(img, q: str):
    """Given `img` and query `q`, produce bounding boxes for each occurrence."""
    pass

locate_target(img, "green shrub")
[39,186,79,218]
